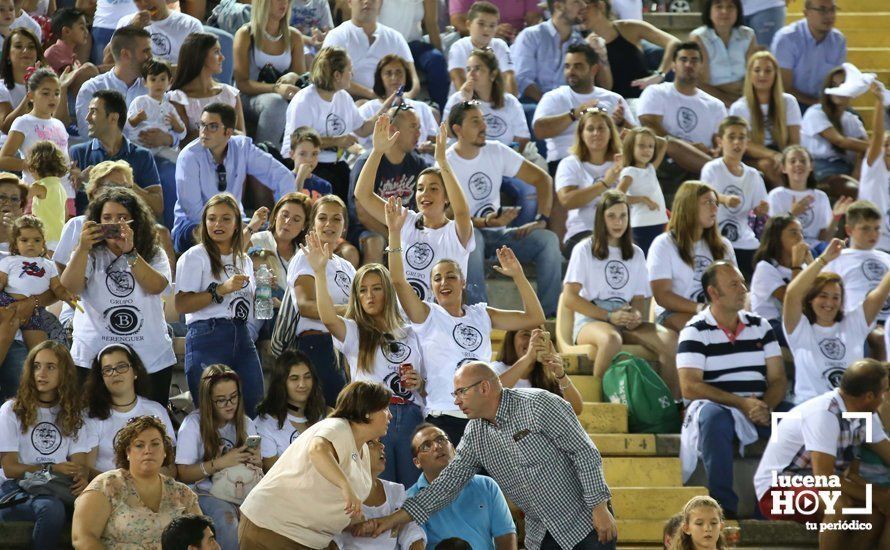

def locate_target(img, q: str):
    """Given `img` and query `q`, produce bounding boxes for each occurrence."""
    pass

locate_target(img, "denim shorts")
[573,299,627,343]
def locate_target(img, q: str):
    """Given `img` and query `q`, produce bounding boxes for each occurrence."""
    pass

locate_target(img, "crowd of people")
[0,0,887,548]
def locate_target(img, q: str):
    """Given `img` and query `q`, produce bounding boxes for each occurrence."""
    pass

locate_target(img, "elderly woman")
[72,416,201,549]
[239,381,392,548]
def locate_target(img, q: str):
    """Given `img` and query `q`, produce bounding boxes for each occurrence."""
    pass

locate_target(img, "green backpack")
[602,351,680,434]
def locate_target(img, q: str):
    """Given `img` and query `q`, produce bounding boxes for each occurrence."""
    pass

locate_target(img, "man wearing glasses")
[403,423,517,549]
[371,361,617,549]
[770,0,845,109]
[171,103,296,254]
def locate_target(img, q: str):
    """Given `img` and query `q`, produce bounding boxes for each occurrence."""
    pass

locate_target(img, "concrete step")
[788,0,885,13]
[848,48,890,70]
[590,433,657,455]
[580,402,629,433]
[571,374,602,402]
[603,457,682,487]
[842,28,890,47]
[788,13,890,30]
[612,487,709,520]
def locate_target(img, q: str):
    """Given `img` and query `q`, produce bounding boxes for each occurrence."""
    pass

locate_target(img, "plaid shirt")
[785,393,865,474]
[401,388,611,549]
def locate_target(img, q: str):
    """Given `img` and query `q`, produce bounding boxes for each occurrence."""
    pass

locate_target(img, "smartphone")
[101,223,122,239]
[245,435,261,450]
[536,331,552,363]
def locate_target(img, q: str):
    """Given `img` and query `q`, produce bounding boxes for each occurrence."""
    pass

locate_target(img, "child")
[126,59,185,164]
[617,127,669,255]
[669,496,726,550]
[857,83,890,253]
[447,1,516,95]
[45,8,90,73]
[0,215,75,349]
[823,200,890,361]
[0,0,14,50]
[701,115,769,280]
[289,126,333,201]
[25,140,68,252]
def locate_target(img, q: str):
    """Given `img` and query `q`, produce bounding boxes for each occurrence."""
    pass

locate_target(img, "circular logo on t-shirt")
[407,278,427,301]
[484,114,508,138]
[693,255,712,281]
[220,438,235,454]
[106,270,135,298]
[325,113,346,135]
[604,260,629,289]
[676,107,699,134]
[381,339,411,364]
[453,323,483,351]
[468,172,493,201]
[290,429,300,443]
[224,264,250,289]
[105,305,143,335]
[231,297,250,321]
[385,371,412,400]
[31,422,62,455]
[720,220,740,242]
[150,32,172,57]
[334,270,352,295]
[406,242,434,271]
[456,356,478,369]
[822,367,846,389]
[818,338,846,361]
[798,205,814,229]
[861,259,887,282]
[723,185,744,214]
[473,204,496,219]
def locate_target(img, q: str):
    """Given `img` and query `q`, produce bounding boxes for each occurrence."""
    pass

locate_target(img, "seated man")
[172,103,296,254]
[754,359,890,549]
[677,260,789,519]
[407,423,517,549]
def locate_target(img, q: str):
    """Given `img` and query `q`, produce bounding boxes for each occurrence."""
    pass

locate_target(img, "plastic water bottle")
[254,264,274,320]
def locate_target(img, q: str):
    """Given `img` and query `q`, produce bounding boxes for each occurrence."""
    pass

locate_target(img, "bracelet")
[815,256,827,267]
[556,371,567,380]
[384,246,403,253]
[199,461,209,477]
[791,265,803,271]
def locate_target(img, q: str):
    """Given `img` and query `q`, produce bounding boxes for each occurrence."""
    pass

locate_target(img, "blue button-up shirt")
[74,69,148,138]
[69,137,161,214]
[511,19,584,97]
[173,135,295,233]
[771,18,846,99]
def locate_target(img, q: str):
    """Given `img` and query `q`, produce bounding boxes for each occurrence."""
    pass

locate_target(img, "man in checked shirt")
[368,361,618,549]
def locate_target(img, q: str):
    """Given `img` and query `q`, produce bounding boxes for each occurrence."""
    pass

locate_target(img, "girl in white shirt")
[617,127,668,255]
[175,365,266,550]
[175,193,263,417]
[783,239,890,402]
[563,190,680,396]
[305,231,425,486]
[386,197,545,447]
[353,118,474,303]
[254,349,328,471]
[0,341,91,549]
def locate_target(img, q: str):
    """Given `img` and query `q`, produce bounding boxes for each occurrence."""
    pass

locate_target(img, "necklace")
[37,397,57,405]
[113,395,138,409]
[287,402,308,422]
[262,28,283,42]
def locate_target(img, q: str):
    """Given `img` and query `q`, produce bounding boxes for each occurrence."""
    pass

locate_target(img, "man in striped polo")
[677,260,790,519]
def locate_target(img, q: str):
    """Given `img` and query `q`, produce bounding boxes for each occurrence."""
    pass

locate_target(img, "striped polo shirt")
[677,307,781,397]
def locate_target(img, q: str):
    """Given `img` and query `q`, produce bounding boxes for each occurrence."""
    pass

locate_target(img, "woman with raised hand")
[303,230,425,486]
[354,116,474,302]
[385,196,545,446]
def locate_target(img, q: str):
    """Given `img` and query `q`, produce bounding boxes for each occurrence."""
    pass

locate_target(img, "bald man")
[371,362,617,550]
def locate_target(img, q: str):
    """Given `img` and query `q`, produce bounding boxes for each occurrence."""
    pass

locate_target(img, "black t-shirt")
[347,151,430,233]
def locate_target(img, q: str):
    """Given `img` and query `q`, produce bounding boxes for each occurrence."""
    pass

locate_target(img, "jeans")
[466,227,562,316]
[744,6,786,49]
[148,366,174,408]
[0,340,27,402]
[243,93,289,147]
[155,156,177,230]
[90,26,115,65]
[199,494,240,550]
[381,403,424,487]
[409,40,449,112]
[501,176,538,227]
[185,319,264,417]
[520,95,547,158]
[0,479,67,549]
[541,528,617,550]
[297,331,345,407]
[173,220,199,254]
[203,26,235,85]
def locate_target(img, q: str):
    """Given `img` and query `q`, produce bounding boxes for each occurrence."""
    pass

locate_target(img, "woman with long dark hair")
[0,28,45,132]
[247,191,311,297]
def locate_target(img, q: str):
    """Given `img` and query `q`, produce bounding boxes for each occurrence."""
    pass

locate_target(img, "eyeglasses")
[127,414,163,424]
[199,121,223,132]
[216,164,227,192]
[580,105,609,116]
[460,100,481,107]
[212,393,240,407]
[417,435,449,453]
[382,333,401,355]
[806,5,839,15]
[451,379,486,398]
[0,194,21,204]
[101,363,132,377]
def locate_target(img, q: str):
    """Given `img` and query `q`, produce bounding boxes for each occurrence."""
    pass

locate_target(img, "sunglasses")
[216,164,226,192]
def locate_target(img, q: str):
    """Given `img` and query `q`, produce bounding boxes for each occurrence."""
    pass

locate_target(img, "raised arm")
[385,197,430,324]
[302,232,347,341]
[487,247,546,331]
[863,268,890,325]
[434,123,473,246]
[782,238,844,334]
[867,83,885,167]
[353,115,401,227]
[59,221,104,294]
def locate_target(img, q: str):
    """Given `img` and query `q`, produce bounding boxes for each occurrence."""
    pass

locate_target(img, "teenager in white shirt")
[254,349,328,471]
[175,194,263,417]
[288,194,356,406]
[700,116,769,280]
[648,181,737,333]
[0,342,91,549]
[617,126,668,255]
[563,190,679,396]
[783,237,890,403]
[113,0,203,63]
[354,118,474,303]
[385,198,545,447]
[175,365,266,550]
[304,232,425,487]
[856,83,890,253]
[80,343,176,476]
[448,1,517,95]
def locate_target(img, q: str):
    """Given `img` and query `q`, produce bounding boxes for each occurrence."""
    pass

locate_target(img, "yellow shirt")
[31,177,66,247]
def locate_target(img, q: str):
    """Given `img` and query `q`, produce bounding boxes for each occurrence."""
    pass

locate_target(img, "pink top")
[43,40,76,73]
[449,0,541,33]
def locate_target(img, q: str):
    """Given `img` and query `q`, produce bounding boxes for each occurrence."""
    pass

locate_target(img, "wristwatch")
[534,214,550,224]
[124,250,138,267]
[568,107,577,122]
[207,282,223,304]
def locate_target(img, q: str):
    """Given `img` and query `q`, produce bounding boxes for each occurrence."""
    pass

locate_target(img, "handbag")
[270,287,300,356]
[250,34,286,84]
[18,467,76,506]
[209,463,263,505]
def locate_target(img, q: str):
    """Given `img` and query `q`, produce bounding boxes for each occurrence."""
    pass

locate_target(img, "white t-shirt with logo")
[824,248,890,322]
[82,397,176,473]
[728,94,802,147]
[533,85,636,162]
[857,156,890,252]
[95,0,137,29]
[115,11,203,62]
[637,83,727,146]
[0,255,57,296]
[555,155,615,242]
[0,401,90,481]
[445,141,524,219]
[647,233,737,316]
[767,187,832,248]
[333,318,425,408]
[785,308,871,403]
[448,36,514,92]
[255,413,308,459]
[564,240,650,307]
[414,302,492,413]
[9,114,74,196]
[750,260,793,321]
[701,158,769,250]
[619,165,668,228]
[175,246,256,325]
[286,249,355,334]
[281,85,363,160]
[442,93,529,146]
[801,105,867,162]
[400,210,475,302]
